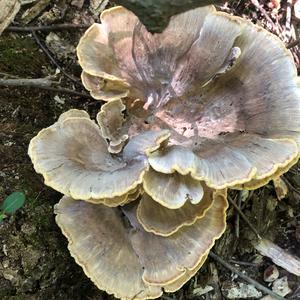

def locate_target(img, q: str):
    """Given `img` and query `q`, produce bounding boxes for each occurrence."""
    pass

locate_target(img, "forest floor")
[0,1,300,299]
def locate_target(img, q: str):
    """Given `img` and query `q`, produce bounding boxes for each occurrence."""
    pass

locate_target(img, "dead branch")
[209,251,286,300]
[0,77,58,87]
[287,38,300,48]
[0,78,91,98]
[31,30,82,86]
[5,24,90,32]
[228,195,262,239]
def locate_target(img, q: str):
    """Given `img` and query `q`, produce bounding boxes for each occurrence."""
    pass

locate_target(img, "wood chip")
[273,177,288,200]
[272,277,292,297]
[0,0,21,35]
[255,238,300,276]
[222,282,262,299]
[21,0,50,24]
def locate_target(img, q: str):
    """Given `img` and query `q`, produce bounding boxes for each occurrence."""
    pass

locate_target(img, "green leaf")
[1,192,25,214]
[0,213,5,223]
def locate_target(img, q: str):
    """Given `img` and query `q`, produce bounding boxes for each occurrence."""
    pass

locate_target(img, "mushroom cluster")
[28,5,300,300]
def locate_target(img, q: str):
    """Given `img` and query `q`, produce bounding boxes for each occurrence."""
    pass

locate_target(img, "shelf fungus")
[28,4,300,300]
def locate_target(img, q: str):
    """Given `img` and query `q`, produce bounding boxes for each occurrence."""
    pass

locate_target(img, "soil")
[0,1,300,300]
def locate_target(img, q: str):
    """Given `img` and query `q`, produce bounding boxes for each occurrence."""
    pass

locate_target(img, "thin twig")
[288,286,300,299]
[282,176,300,196]
[31,30,82,86]
[0,78,91,98]
[235,192,243,238]
[209,251,286,300]
[0,72,21,79]
[286,0,293,40]
[0,78,58,87]
[6,24,90,32]
[287,38,300,49]
[228,195,261,239]
[255,239,300,276]
[250,0,283,38]
[229,259,258,267]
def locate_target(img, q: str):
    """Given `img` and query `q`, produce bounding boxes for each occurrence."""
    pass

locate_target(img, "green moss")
[3,296,24,300]
[0,34,48,77]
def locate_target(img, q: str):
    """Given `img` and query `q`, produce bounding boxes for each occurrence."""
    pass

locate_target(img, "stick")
[287,38,300,49]
[6,24,90,32]
[235,192,242,238]
[250,0,283,38]
[286,0,293,40]
[0,78,58,87]
[209,251,286,300]
[0,78,91,98]
[31,30,82,86]
[282,176,300,196]
[229,259,258,267]
[228,195,261,239]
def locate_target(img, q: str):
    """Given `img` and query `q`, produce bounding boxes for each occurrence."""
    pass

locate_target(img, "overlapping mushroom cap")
[29,108,228,299]
[28,4,300,300]
[55,190,227,300]
[78,5,300,191]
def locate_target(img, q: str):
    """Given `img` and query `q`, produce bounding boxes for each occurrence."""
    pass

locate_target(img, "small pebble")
[263,265,279,282]
[272,276,291,297]
[192,285,214,296]
[222,282,262,299]
[71,0,84,9]
[54,95,65,105]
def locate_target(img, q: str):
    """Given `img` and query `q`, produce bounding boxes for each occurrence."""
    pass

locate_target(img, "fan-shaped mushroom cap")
[28,110,169,202]
[89,186,141,207]
[96,99,128,153]
[55,190,227,299]
[137,184,214,236]
[163,252,209,293]
[148,136,298,189]
[58,108,90,122]
[143,168,204,209]
[233,154,299,190]
[81,71,129,101]
[123,191,227,286]
[77,6,216,90]
[55,196,162,300]
[77,5,300,189]
[28,5,300,299]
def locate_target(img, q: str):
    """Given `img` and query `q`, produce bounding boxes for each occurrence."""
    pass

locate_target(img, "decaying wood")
[209,251,286,300]
[0,0,21,35]
[255,239,300,276]
[0,78,91,98]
